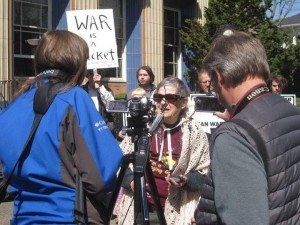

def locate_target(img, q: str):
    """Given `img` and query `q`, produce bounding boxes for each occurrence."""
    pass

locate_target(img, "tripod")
[107,123,167,225]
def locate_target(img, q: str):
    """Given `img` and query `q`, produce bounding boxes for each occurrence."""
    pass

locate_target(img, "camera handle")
[107,129,166,225]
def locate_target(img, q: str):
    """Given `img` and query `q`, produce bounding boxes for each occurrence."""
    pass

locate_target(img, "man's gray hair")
[203,31,270,88]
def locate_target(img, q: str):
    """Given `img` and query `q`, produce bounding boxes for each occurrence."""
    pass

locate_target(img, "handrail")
[0,80,19,110]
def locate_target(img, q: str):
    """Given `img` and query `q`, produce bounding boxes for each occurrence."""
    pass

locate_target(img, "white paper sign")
[190,94,225,134]
[66,9,119,69]
[281,94,297,105]
[193,112,224,134]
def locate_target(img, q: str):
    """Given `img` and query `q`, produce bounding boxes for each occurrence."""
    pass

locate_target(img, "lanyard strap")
[231,84,269,117]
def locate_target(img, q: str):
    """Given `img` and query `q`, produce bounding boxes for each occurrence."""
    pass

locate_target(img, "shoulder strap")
[73,169,87,225]
[230,119,268,173]
[0,82,62,203]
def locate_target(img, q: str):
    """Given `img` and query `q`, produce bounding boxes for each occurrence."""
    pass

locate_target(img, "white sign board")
[281,94,297,106]
[193,112,224,134]
[66,9,118,69]
[190,94,225,134]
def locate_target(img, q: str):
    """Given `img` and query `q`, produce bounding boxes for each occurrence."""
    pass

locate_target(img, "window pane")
[116,38,123,57]
[42,6,48,28]
[164,10,174,27]
[14,2,21,25]
[165,28,175,45]
[115,18,123,38]
[22,3,40,27]
[164,63,174,77]
[174,12,178,28]
[14,31,21,54]
[22,31,39,55]
[164,46,173,62]
[14,58,35,77]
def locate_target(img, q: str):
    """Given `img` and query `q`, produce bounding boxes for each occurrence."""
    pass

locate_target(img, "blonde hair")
[131,87,146,98]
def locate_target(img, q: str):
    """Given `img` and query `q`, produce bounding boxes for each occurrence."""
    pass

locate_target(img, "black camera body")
[126,97,155,128]
[191,94,225,112]
[128,97,153,117]
[107,97,155,132]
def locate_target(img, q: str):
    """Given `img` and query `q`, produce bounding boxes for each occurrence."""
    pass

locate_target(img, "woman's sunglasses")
[153,93,183,103]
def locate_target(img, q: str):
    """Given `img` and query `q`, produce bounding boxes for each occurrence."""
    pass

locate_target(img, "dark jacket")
[195,93,300,225]
[81,82,115,135]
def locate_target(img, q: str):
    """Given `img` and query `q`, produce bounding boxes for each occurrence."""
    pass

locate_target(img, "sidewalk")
[0,200,13,225]
[0,200,120,225]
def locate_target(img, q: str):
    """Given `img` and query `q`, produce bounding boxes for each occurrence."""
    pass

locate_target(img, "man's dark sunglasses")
[153,93,182,103]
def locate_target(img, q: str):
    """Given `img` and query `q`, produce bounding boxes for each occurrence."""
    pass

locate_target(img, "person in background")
[195,31,300,225]
[117,87,148,140]
[119,66,156,140]
[267,74,288,94]
[198,68,230,122]
[82,68,116,136]
[131,87,147,98]
[0,30,123,224]
[119,77,210,225]
[126,65,156,100]
[198,69,212,94]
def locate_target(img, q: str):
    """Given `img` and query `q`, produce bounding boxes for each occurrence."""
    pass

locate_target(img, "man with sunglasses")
[119,77,210,225]
[195,31,300,225]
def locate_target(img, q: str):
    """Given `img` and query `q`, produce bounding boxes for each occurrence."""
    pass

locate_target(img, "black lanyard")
[231,84,270,118]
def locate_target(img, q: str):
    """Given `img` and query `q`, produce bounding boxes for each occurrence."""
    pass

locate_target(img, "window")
[13,0,50,77]
[99,0,125,80]
[164,8,180,78]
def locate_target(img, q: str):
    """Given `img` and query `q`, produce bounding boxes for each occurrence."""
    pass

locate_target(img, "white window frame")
[13,0,52,78]
[100,0,126,83]
[163,7,182,79]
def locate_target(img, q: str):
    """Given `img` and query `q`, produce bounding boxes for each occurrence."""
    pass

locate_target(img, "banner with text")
[281,94,297,105]
[190,94,225,134]
[67,9,118,69]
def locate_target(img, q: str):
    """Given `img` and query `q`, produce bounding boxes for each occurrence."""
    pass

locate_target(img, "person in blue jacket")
[0,30,123,224]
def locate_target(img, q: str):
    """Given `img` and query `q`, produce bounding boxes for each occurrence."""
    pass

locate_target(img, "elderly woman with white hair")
[118,77,210,225]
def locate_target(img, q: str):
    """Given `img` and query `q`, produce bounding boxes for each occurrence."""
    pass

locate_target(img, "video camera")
[107,96,167,225]
[107,96,156,129]
[191,94,225,112]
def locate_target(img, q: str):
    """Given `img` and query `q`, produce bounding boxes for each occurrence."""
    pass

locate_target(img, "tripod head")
[122,96,155,138]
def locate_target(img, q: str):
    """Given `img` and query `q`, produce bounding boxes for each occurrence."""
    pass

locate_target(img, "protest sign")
[281,94,297,105]
[190,94,225,134]
[66,9,118,69]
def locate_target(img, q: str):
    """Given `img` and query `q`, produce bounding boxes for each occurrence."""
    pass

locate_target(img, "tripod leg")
[134,174,150,225]
[145,161,167,225]
[107,154,134,220]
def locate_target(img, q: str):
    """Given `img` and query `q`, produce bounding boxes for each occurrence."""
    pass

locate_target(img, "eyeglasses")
[153,93,182,103]
[208,74,216,94]
[200,80,211,84]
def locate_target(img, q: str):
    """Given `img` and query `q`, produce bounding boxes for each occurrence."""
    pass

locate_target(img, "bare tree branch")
[268,0,297,22]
